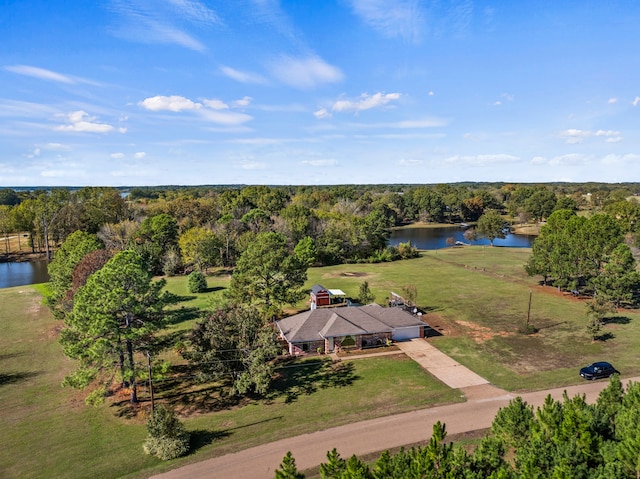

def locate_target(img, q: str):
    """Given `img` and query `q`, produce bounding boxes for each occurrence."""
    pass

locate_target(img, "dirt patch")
[339,272,369,277]
[423,313,463,337]
[455,320,513,344]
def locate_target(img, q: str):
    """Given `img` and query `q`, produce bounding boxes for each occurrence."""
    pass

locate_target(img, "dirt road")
[151,377,639,479]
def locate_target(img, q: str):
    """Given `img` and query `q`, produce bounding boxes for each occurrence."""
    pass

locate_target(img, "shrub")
[142,405,190,460]
[187,270,207,293]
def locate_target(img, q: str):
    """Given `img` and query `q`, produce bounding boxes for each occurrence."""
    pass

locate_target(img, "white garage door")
[392,326,421,341]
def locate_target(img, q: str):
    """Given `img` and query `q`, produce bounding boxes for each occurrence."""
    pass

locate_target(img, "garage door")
[392,326,421,341]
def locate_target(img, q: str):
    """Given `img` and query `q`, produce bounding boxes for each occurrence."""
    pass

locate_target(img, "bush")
[187,270,207,293]
[142,405,190,460]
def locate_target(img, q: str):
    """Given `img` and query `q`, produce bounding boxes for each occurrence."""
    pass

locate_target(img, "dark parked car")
[580,361,617,380]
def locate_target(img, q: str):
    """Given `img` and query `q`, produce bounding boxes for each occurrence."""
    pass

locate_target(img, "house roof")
[276,304,425,343]
[310,284,327,295]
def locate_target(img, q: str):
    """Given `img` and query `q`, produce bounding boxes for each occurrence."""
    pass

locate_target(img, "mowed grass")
[0,285,155,479]
[305,246,640,391]
[4,246,640,478]
[0,281,458,479]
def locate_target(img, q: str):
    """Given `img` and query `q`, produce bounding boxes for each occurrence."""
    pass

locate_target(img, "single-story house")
[310,284,347,309]
[275,303,426,355]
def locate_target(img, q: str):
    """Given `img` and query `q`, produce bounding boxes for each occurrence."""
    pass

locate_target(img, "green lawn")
[0,283,459,479]
[3,246,640,478]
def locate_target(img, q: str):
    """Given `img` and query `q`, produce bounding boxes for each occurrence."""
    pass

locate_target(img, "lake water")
[389,226,535,250]
[0,260,50,289]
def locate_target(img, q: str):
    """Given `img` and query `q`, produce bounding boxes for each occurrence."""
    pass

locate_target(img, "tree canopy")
[229,231,307,318]
[60,250,167,404]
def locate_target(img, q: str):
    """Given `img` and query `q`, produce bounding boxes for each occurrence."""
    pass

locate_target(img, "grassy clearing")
[306,246,640,391]
[1,282,458,479]
[3,246,640,477]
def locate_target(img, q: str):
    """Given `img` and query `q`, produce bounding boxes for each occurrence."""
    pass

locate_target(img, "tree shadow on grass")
[164,292,197,304]
[165,306,203,326]
[596,332,615,342]
[0,371,39,386]
[604,315,632,325]
[203,286,225,293]
[267,359,359,404]
[189,429,231,453]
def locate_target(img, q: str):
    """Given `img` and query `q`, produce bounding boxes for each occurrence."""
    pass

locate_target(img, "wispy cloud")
[54,111,124,134]
[608,97,618,104]
[331,92,401,114]
[107,0,221,52]
[139,94,253,125]
[220,66,268,85]
[559,128,622,144]
[4,65,102,87]
[348,0,423,42]
[268,55,343,89]
[633,96,640,107]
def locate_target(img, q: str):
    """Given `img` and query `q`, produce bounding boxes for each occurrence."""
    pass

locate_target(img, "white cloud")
[232,96,253,108]
[140,95,202,112]
[139,94,253,124]
[301,159,338,167]
[134,152,147,159]
[269,55,343,89]
[55,111,117,133]
[314,108,332,119]
[348,0,423,42]
[633,96,640,107]
[332,92,401,113]
[428,91,435,96]
[202,99,229,110]
[220,66,267,84]
[608,97,618,104]
[110,152,125,159]
[559,128,621,144]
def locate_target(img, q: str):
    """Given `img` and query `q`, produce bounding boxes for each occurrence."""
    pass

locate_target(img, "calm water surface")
[390,226,535,250]
[0,260,50,289]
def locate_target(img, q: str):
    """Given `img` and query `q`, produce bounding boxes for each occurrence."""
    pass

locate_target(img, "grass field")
[2,245,640,478]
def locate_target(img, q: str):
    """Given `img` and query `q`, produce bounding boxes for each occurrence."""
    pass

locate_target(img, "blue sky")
[1,0,639,187]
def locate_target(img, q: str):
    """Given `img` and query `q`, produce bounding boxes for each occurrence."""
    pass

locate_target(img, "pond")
[389,225,536,250]
[0,260,50,289]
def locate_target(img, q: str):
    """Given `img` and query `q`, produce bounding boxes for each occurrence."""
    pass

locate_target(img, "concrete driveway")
[396,338,490,389]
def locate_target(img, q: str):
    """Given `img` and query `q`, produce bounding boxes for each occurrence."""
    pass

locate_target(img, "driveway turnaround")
[152,377,640,479]
[396,338,489,389]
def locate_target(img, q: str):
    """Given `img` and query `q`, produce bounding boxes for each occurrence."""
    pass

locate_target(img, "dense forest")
[2,182,640,269]
[276,377,640,479]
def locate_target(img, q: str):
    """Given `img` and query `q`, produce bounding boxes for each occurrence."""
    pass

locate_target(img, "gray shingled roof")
[276,304,425,343]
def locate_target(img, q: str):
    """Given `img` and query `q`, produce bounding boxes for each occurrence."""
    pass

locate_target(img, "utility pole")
[147,351,155,414]
[526,290,533,328]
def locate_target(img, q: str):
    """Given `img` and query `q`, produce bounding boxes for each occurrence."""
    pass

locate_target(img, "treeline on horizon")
[1,181,640,272]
